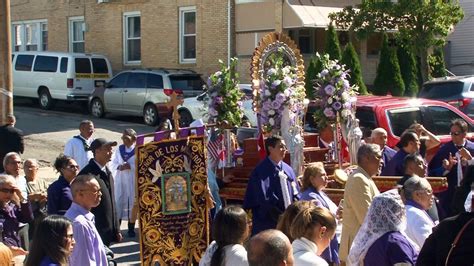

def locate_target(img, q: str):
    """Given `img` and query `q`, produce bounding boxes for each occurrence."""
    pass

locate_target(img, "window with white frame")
[69,16,85,53]
[12,20,48,52]
[179,6,196,63]
[123,12,141,64]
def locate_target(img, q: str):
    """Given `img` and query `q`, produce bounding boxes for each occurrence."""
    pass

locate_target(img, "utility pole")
[0,0,13,125]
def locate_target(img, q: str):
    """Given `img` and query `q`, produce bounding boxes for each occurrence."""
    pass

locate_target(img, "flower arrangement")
[312,53,358,129]
[206,58,244,128]
[259,50,306,133]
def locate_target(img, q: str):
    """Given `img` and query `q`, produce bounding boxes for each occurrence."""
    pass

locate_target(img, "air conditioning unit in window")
[97,0,109,3]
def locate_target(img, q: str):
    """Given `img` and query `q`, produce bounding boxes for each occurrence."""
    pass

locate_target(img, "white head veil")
[347,189,407,266]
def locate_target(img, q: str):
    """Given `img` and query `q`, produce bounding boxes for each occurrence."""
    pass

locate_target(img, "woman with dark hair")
[25,215,75,266]
[47,154,79,215]
[199,206,249,266]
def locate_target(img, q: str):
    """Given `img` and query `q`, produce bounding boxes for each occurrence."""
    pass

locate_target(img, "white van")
[12,51,112,109]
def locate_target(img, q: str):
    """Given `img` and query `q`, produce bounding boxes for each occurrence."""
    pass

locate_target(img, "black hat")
[89,138,118,151]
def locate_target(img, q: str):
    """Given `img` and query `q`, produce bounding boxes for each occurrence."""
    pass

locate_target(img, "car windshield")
[169,75,204,91]
[419,81,464,99]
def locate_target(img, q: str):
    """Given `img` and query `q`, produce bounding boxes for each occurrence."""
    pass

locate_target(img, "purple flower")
[324,107,335,118]
[342,79,350,89]
[215,96,223,104]
[332,101,342,110]
[276,93,286,104]
[283,76,293,87]
[272,100,281,110]
[320,69,329,76]
[209,108,218,117]
[262,100,272,111]
[343,102,352,109]
[324,85,336,96]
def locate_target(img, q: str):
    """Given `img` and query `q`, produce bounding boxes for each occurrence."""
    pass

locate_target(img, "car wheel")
[90,98,105,118]
[38,88,55,110]
[179,109,193,127]
[143,104,159,126]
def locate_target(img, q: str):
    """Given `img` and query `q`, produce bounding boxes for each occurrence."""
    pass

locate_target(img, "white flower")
[341,92,349,101]
[267,68,277,76]
[284,89,291,97]
[265,89,272,96]
[341,109,350,118]
[282,66,291,75]
[327,97,333,104]
[269,118,275,125]
[268,109,275,115]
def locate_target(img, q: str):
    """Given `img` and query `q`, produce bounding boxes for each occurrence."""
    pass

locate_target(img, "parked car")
[306,95,474,157]
[418,75,474,119]
[89,68,205,126]
[12,51,112,109]
[178,84,257,127]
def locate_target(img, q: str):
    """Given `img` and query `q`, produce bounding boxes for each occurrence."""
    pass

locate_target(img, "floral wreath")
[312,53,358,129]
[259,49,306,133]
[206,58,244,128]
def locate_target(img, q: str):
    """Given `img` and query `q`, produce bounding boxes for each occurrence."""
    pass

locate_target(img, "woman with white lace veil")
[347,190,419,266]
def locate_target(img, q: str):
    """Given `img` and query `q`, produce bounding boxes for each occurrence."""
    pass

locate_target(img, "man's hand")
[9,245,28,256]
[442,153,457,171]
[459,147,472,160]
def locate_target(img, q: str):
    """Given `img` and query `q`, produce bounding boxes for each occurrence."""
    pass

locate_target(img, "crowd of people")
[1,114,474,266]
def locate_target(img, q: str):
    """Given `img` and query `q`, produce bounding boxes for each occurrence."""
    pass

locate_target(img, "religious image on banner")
[136,134,210,265]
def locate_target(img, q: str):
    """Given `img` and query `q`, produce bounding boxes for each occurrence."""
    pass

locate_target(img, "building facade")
[10,0,380,84]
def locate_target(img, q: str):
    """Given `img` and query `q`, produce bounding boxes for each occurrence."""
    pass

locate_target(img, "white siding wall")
[447,0,474,76]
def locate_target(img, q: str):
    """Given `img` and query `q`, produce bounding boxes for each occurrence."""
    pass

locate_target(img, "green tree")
[305,56,323,99]
[341,42,368,95]
[429,47,448,78]
[397,44,419,96]
[330,0,463,83]
[373,34,405,96]
[325,24,342,61]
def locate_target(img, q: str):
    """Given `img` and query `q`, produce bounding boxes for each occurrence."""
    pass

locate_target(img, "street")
[14,99,155,265]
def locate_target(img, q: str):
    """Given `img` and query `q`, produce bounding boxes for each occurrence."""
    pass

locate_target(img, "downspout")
[227,0,231,66]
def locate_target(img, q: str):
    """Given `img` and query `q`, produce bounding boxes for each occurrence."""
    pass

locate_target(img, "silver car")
[89,68,204,126]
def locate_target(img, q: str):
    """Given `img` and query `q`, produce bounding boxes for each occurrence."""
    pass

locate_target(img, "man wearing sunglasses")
[429,119,474,218]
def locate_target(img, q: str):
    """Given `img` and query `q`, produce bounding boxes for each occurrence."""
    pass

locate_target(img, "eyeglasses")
[0,188,15,194]
[81,189,101,195]
[450,131,463,136]
[66,234,74,240]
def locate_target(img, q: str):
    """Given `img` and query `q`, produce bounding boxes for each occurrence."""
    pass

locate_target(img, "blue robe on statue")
[243,157,300,236]
[428,140,474,217]
[381,149,409,176]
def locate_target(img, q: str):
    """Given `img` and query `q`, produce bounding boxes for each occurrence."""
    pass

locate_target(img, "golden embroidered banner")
[136,134,210,265]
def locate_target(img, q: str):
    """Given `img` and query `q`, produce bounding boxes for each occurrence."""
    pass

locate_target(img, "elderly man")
[371,128,396,172]
[247,229,294,266]
[429,119,474,217]
[79,138,121,246]
[402,175,436,248]
[0,115,24,173]
[382,131,420,176]
[24,159,48,238]
[0,174,32,255]
[243,135,300,235]
[339,144,382,262]
[64,120,95,170]
[65,174,108,266]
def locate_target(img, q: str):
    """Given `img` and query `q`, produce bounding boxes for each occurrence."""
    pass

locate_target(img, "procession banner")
[136,131,210,265]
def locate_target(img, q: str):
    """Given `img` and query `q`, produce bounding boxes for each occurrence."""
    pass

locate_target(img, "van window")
[169,74,204,91]
[60,58,68,73]
[75,58,91,73]
[387,107,423,137]
[15,55,34,71]
[147,73,163,89]
[126,73,147,88]
[33,55,58,72]
[92,58,108,74]
[419,81,464,99]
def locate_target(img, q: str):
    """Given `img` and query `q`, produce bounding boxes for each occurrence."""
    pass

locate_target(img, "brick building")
[10,0,380,84]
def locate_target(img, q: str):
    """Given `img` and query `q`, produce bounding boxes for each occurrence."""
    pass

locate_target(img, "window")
[69,17,85,53]
[75,58,91,74]
[108,73,129,88]
[147,74,164,89]
[387,107,423,137]
[169,75,204,91]
[425,106,469,135]
[179,7,196,63]
[12,20,48,52]
[60,58,68,73]
[123,12,141,64]
[419,81,464,99]
[15,55,34,71]
[92,58,109,74]
[33,56,58,72]
[126,73,147,88]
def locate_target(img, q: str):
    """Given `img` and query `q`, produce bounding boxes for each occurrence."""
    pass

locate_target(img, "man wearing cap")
[64,120,95,170]
[79,138,122,246]
[110,129,138,238]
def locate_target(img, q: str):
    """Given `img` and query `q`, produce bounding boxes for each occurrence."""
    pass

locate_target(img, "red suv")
[306,95,474,155]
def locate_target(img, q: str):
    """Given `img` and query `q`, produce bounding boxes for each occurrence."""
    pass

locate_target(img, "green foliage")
[341,42,368,95]
[330,0,464,82]
[397,45,419,96]
[429,47,448,78]
[373,34,405,96]
[305,56,323,99]
[325,24,342,61]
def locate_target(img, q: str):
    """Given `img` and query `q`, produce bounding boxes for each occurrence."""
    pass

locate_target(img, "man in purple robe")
[382,131,420,176]
[428,119,474,217]
[243,135,300,235]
